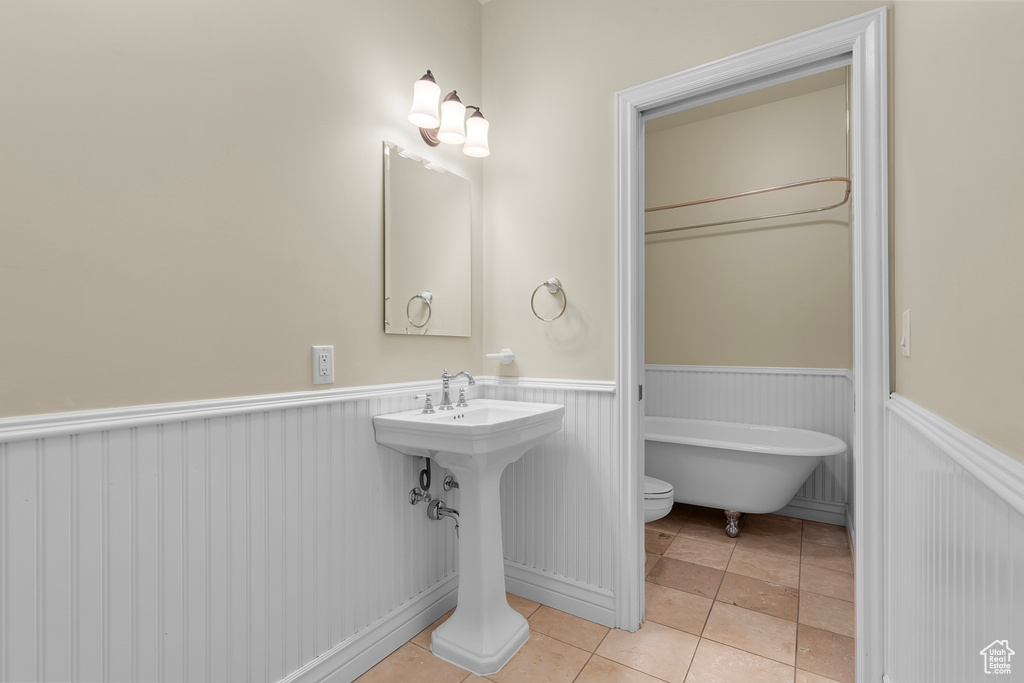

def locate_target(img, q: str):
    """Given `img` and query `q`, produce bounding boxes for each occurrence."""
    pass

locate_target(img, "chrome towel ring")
[531,278,566,322]
[407,291,432,328]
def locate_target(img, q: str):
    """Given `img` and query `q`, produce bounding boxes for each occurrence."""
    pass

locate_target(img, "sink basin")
[373,398,565,461]
[373,398,564,675]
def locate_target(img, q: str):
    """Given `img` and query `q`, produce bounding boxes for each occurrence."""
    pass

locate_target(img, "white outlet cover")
[312,345,334,384]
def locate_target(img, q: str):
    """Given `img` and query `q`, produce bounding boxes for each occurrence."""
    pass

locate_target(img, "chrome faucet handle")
[456,387,469,407]
[438,369,454,410]
[414,393,435,414]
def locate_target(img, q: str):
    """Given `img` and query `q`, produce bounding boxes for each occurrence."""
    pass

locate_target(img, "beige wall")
[645,84,852,368]
[482,0,1023,460]
[0,0,484,416]
[481,0,882,383]
[5,1,1021,460]
[892,2,1024,459]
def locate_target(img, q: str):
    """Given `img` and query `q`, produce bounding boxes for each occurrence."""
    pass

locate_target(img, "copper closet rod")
[644,176,851,236]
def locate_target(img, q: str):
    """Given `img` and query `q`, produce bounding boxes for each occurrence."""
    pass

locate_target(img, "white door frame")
[614,9,888,682]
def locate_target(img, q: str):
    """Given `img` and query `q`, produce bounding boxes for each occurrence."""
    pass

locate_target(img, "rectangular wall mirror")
[383,141,472,337]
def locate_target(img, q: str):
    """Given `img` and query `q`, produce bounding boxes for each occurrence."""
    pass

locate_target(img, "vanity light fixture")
[408,70,490,157]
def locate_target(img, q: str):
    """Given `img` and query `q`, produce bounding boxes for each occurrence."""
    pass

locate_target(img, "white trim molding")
[503,562,616,629]
[282,575,458,683]
[645,364,852,379]
[617,8,889,678]
[0,379,439,443]
[0,383,462,683]
[0,377,618,682]
[776,498,847,526]
[885,394,1024,681]
[479,376,616,394]
[0,377,615,444]
[887,394,1024,517]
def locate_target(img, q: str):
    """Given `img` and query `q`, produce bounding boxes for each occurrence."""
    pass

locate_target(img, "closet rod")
[644,176,851,236]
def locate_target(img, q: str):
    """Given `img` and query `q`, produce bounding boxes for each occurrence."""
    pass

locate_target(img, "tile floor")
[357,503,855,683]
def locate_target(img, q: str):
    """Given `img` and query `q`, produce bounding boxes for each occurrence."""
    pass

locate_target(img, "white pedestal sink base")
[431,604,529,676]
[429,450,530,676]
[372,399,565,676]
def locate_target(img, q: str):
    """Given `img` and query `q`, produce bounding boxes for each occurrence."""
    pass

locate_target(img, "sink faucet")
[439,369,476,410]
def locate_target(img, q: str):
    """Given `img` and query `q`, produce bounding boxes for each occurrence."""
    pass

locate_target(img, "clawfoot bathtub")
[645,416,847,537]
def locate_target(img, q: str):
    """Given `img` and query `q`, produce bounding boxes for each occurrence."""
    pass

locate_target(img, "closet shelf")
[645,176,851,236]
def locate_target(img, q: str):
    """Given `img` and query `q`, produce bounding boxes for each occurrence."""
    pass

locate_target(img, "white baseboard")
[774,497,847,526]
[504,562,616,629]
[281,574,459,683]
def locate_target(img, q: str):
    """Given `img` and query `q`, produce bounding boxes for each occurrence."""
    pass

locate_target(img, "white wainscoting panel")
[644,365,852,524]
[0,385,459,683]
[885,395,1024,683]
[481,380,618,626]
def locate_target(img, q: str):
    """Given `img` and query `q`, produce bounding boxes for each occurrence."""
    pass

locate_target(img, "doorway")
[614,10,889,683]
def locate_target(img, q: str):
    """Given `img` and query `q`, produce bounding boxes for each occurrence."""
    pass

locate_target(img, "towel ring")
[531,278,567,322]
[407,291,432,328]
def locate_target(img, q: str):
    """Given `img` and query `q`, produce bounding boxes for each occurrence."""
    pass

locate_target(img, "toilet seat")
[644,476,673,498]
[643,476,674,523]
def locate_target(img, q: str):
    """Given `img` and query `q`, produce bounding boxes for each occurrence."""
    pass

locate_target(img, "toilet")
[644,475,674,523]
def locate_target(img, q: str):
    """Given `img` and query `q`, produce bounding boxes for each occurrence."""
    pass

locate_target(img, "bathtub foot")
[724,510,745,538]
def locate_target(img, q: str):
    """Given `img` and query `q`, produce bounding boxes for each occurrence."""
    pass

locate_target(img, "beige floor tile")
[596,620,699,683]
[664,535,735,570]
[799,564,855,603]
[461,676,491,683]
[646,528,676,555]
[744,514,803,537]
[676,519,739,548]
[687,505,727,524]
[796,669,844,683]
[647,556,725,599]
[666,503,693,522]
[801,522,849,550]
[766,513,804,524]
[506,592,541,619]
[644,581,714,636]
[717,572,799,621]
[684,638,796,683]
[488,631,590,683]
[798,592,855,638]
[735,531,802,562]
[355,642,470,683]
[575,655,667,683]
[647,513,685,536]
[528,605,610,652]
[728,548,800,588]
[801,541,853,574]
[645,552,661,577]
[703,601,798,666]
[410,608,455,650]
[796,624,855,683]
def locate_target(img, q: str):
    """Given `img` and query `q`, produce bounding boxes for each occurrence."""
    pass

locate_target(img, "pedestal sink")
[373,399,564,675]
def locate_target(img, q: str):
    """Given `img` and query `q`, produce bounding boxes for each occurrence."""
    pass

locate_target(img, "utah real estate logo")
[979,640,1014,675]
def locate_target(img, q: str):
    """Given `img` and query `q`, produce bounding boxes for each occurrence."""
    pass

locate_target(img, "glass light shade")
[437,92,467,144]
[462,111,490,158]
[408,73,440,129]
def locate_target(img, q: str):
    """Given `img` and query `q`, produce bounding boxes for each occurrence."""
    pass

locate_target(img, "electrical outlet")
[312,345,334,384]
